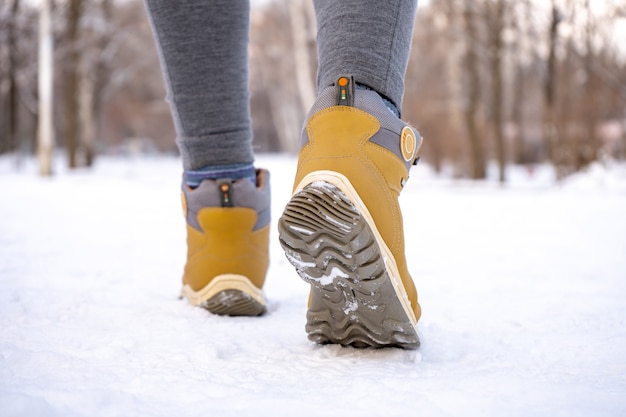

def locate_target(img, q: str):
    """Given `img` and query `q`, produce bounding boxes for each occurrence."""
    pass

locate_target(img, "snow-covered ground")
[1,154,625,417]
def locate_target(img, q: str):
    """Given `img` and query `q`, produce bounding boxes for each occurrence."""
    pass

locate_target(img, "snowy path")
[1,155,625,416]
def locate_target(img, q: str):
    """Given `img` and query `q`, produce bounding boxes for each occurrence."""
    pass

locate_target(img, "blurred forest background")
[1,0,625,181]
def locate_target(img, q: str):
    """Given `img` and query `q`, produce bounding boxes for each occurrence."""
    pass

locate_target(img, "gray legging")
[144,0,418,170]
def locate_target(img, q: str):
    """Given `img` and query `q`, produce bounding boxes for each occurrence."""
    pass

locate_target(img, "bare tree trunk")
[581,0,598,168]
[444,0,464,176]
[543,0,561,165]
[288,0,317,114]
[489,0,506,182]
[82,0,113,167]
[511,0,530,165]
[79,58,96,167]
[38,0,55,177]
[621,114,626,161]
[64,0,83,168]
[7,0,21,164]
[463,0,486,179]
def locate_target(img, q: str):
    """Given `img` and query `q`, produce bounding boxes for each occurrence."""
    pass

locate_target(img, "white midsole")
[181,274,266,307]
[293,170,418,330]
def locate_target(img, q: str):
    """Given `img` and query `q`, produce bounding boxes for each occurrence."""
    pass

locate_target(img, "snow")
[318,266,349,286]
[1,154,626,417]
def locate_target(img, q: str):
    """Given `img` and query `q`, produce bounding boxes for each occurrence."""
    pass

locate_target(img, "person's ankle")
[354,83,400,117]
[185,162,256,188]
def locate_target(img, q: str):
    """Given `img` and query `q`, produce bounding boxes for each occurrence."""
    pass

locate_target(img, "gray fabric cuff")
[314,0,417,110]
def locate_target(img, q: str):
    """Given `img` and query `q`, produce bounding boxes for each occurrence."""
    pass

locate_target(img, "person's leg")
[314,0,417,113]
[145,0,270,316]
[145,0,255,184]
[279,0,422,348]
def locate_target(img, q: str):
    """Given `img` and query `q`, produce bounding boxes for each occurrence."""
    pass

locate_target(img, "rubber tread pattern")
[278,182,419,349]
[202,289,266,316]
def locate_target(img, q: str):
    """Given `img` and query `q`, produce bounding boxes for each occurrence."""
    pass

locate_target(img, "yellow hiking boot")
[278,77,422,348]
[180,169,270,316]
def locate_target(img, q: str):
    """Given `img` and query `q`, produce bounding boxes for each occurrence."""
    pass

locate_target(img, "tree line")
[1,0,625,180]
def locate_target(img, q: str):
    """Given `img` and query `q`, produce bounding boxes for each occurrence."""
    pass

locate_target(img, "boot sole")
[181,274,266,316]
[278,171,419,349]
